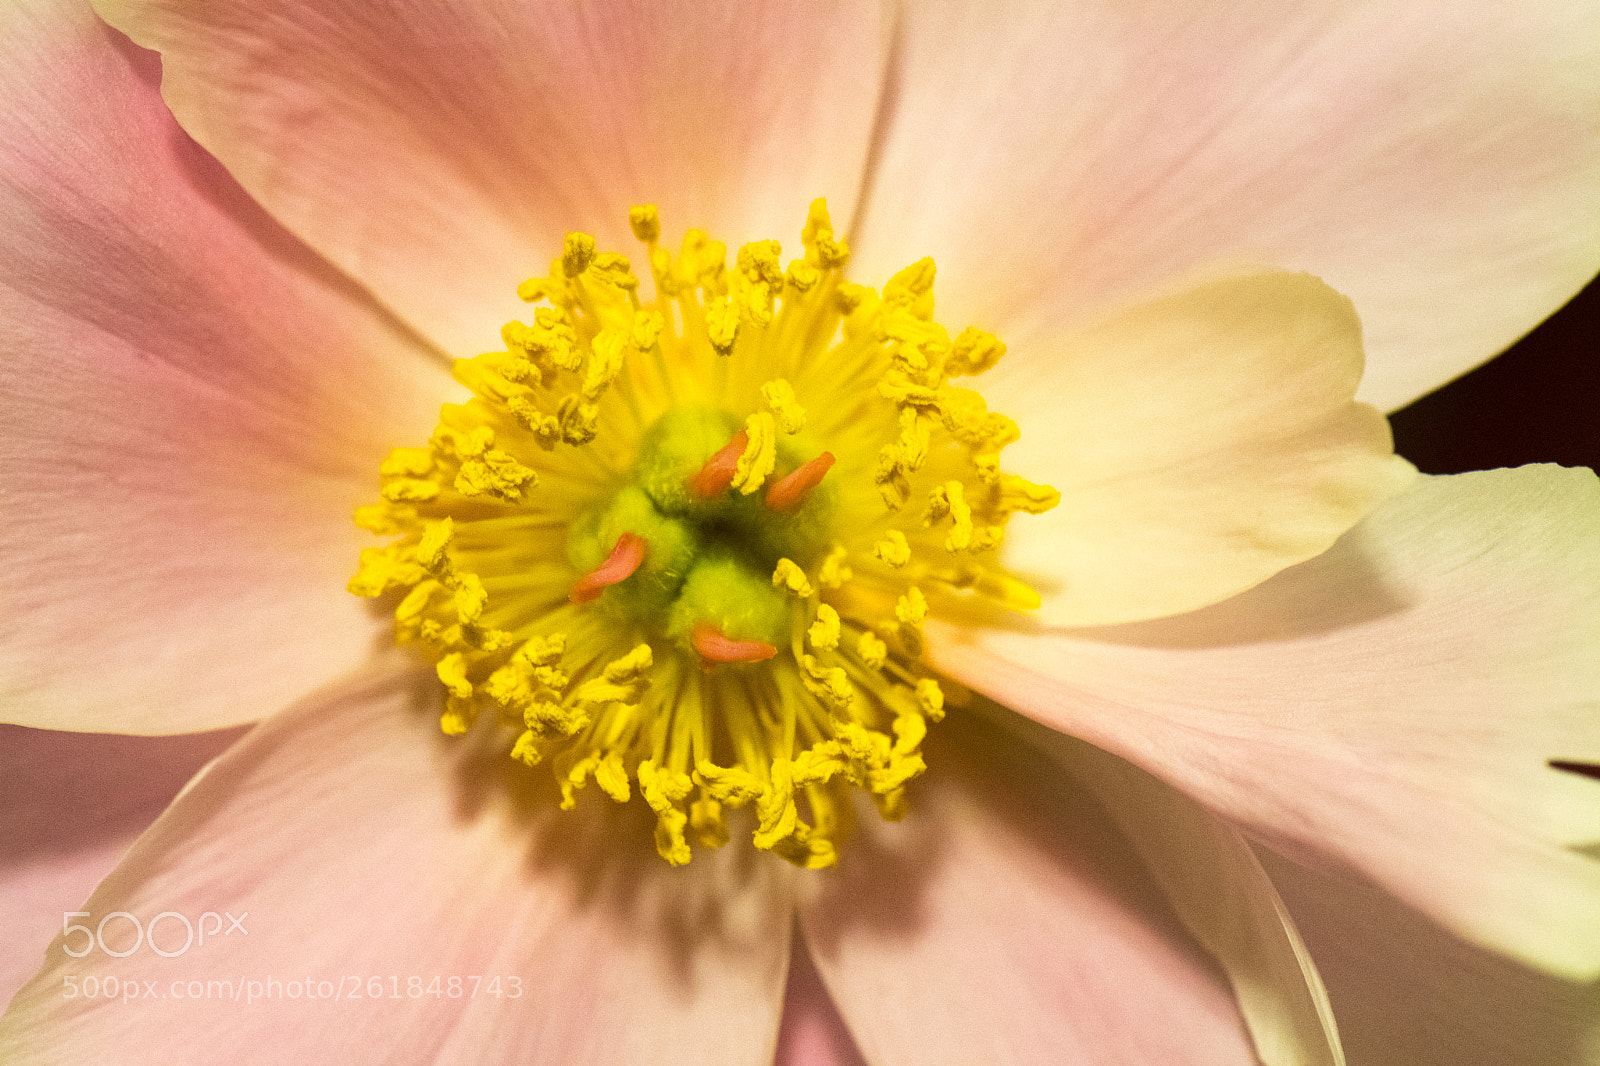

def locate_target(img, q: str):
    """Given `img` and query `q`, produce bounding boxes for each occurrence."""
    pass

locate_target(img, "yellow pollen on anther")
[349,199,1057,868]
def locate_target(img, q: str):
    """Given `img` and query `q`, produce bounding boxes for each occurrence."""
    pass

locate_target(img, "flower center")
[349,201,1058,868]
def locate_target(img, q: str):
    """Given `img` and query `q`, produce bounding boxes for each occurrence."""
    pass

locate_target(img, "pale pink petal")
[0,725,244,1007]
[930,466,1600,978]
[1258,846,1600,1066]
[1010,719,1342,1066]
[775,934,868,1066]
[95,0,889,358]
[799,715,1259,1066]
[853,0,1600,412]
[0,0,452,733]
[991,271,1414,627]
[0,662,792,1065]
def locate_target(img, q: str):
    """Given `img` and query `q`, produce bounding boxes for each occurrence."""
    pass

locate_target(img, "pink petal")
[775,934,868,1066]
[94,0,890,358]
[0,724,244,1007]
[1018,721,1342,1066]
[1259,846,1600,1066]
[0,0,452,733]
[851,0,1600,411]
[992,271,1414,627]
[0,661,792,1064]
[930,466,1600,978]
[799,715,1259,1066]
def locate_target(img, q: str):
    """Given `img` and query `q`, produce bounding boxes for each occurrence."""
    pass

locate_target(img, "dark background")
[1391,276,1599,472]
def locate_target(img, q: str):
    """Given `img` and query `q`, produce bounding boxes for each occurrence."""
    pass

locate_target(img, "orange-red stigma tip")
[691,623,777,665]
[765,452,835,513]
[688,429,749,500]
[569,532,647,604]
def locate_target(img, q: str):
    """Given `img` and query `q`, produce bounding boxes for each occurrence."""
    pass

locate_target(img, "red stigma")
[569,532,647,604]
[687,429,748,500]
[764,452,835,513]
[691,623,777,666]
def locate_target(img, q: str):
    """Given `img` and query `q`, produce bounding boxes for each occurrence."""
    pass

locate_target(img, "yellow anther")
[348,545,426,597]
[760,379,807,434]
[354,504,410,535]
[558,753,600,810]
[705,296,739,355]
[818,545,854,589]
[632,309,664,351]
[947,326,1006,376]
[792,740,848,786]
[731,412,777,494]
[808,604,841,650]
[834,282,867,315]
[893,711,927,756]
[873,529,911,568]
[581,328,628,401]
[785,259,821,292]
[594,751,631,803]
[455,449,537,502]
[417,520,455,573]
[587,252,639,291]
[381,478,440,503]
[915,678,946,720]
[693,761,765,806]
[896,587,928,628]
[453,572,488,624]
[883,257,936,318]
[638,760,694,813]
[440,698,474,736]
[737,239,785,286]
[629,205,660,242]
[772,558,815,598]
[653,808,692,865]
[857,632,888,670]
[435,652,473,700]
[510,729,543,766]
[925,480,974,552]
[996,473,1062,515]
[753,759,798,850]
[380,447,434,478]
[516,633,566,667]
[562,232,596,276]
[801,198,849,268]
[801,654,854,711]
[575,644,653,707]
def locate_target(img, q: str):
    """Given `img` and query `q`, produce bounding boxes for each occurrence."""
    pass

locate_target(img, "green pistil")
[569,405,835,641]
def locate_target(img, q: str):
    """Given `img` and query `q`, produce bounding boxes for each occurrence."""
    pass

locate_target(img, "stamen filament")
[692,622,778,665]
[688,429,749,499]
[569,532,647,604]
[765,452,836,513]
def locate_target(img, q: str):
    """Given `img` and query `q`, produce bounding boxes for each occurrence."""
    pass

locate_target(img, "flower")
[2,1,1598,1064]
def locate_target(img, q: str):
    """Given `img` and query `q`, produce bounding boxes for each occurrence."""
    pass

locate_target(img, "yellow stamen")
[349,200,1057,868]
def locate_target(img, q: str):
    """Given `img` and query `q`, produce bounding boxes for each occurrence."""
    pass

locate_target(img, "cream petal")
[0,662,792,1065]
[798,715,1259,1066]
[95,0,890,357]
[1258,846,1600,1066]
[990,271,1414,627]
[0,0,451,733]
[853,0,1600,411]
[930,466,1600,978]
[0,725,243,1006]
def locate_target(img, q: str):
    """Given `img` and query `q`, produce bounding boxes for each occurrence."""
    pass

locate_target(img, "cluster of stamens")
[350,200,1057,867]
